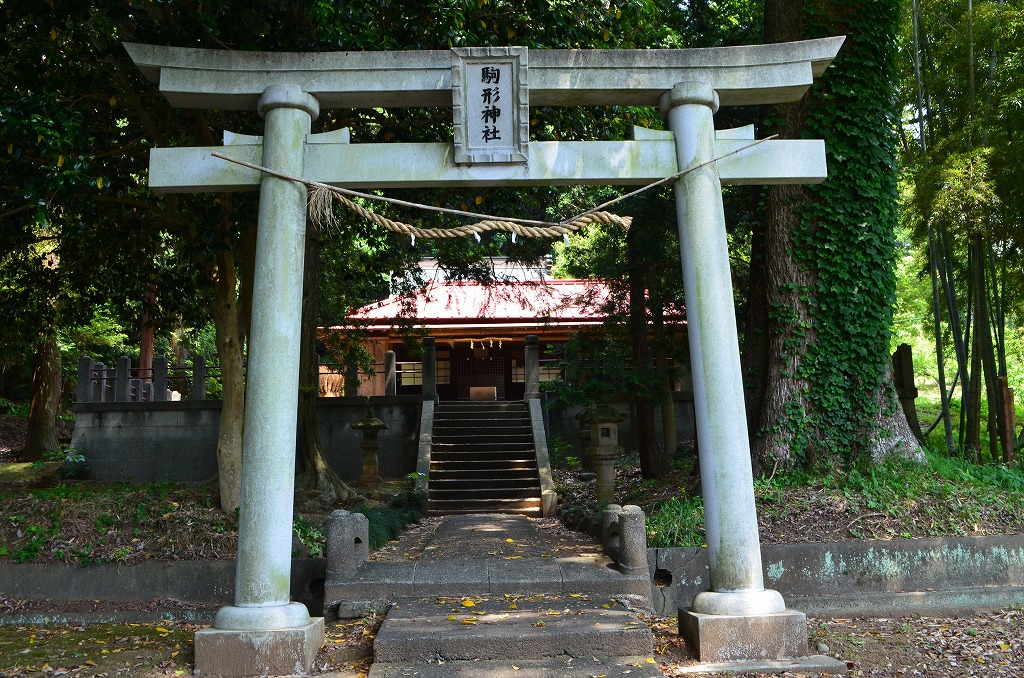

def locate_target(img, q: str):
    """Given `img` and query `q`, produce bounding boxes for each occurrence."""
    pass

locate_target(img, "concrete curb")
[0,558,325,626]
[650,533,1024,617]
[5,534,1024,624]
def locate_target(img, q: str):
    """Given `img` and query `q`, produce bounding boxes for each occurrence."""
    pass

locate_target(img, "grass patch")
[555,448,1024,547]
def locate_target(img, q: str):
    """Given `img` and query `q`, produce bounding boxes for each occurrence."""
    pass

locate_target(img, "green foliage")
[352,501,423,551]
[292,515,326,557]
[29,447,88,478]
[547,433,575,467]
[645,494,704,548]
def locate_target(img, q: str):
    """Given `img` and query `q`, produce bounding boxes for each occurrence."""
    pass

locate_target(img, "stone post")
[195,84,324,677]
[115,356,131,402]
[191,355,207,401]
[524,334,540,400]
[76,357,94,404]
[663,81,801,659]
[351,408,388,485]
[153,356,168,402]
[421,337,437,402]
[325,510,370,580]
[581,404,626,504]
[142,382,154,402]
[345,361,359,397]
[617,505,648,576]
[384,351,397,396]
[94,363,107,402]
[130,378,143,402]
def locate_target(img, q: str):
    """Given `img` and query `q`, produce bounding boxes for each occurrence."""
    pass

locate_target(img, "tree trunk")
[210,249,245,512]
[740,208,770,459]
[24,332,62,461]
[965,237,984,460]
[870,363,926,462]
[652,307,677,456]
[928,230,956,454]
[295,221,359,506]
[626,225,661,478]
[138,286,156,380]
[752,0,819,467]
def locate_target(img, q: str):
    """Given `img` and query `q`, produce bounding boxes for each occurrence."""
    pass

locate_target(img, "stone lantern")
[351,408,388,485]
[579,403,627,505]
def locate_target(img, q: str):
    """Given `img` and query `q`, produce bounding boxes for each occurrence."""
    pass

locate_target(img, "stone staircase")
[428,401,543,516]
[353,514,660,678]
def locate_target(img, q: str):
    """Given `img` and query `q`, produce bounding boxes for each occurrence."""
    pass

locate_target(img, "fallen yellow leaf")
[508,603,517,609]
[505,538,514,543]
[462,600,475,607]
[447,615,457,621]
[461,619,477,625]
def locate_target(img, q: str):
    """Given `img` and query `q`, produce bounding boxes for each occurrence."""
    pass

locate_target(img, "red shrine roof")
[345,279,614,332]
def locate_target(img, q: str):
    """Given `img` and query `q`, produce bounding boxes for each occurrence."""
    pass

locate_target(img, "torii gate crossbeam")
[127,39,844,675]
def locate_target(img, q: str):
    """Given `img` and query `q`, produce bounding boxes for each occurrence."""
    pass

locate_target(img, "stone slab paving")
[365,515,660,677]
[368,655,664,677]
[374,596,653,662]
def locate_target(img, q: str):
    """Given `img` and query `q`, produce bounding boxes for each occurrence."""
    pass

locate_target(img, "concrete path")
[362,514,662,678]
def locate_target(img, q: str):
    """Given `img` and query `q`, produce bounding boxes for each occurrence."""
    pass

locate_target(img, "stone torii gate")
[126,38,844,675]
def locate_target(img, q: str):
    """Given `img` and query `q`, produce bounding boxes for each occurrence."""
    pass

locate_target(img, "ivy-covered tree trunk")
[24,330,62,462]
[748,0,921,468]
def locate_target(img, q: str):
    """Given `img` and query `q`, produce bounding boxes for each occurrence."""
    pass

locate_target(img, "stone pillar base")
[679,608,807,663]
[194,617,325,677]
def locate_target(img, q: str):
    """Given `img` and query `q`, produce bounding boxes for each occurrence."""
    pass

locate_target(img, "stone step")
[437,402,527,411]
[431,459,537,471]
[431,450,536,463]
[430,486,539,500]
[371,596,654,664]
[368,656,663,677]
[430,432,536,444]
[429,497,542,515]
[434,409,528,419]
[430,467,539,480]
[432,442,535,453]
[430,476,539,489]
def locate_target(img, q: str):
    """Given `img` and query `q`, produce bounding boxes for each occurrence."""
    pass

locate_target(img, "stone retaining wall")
[71,396,423,483]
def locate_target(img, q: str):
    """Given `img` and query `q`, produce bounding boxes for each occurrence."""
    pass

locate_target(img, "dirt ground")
[2,524,1023,677]
[2,417,1023,676]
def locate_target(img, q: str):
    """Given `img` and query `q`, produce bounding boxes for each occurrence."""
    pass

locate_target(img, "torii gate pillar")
[192,84,326,674]
[663,82,805,660]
